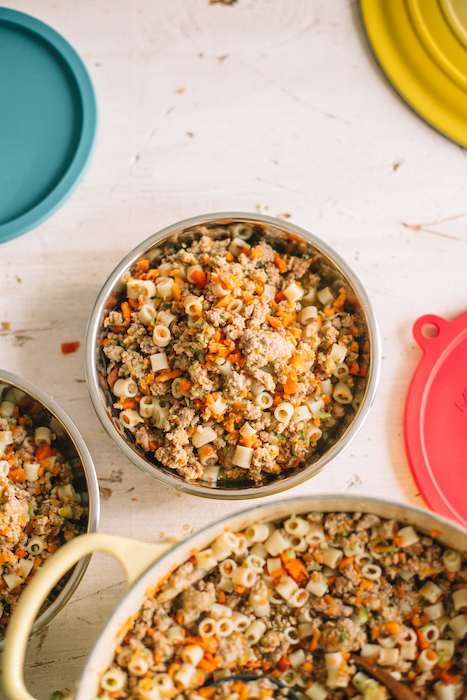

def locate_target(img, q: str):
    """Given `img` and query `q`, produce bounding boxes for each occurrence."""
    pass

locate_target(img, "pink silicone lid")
[405,312,467,526]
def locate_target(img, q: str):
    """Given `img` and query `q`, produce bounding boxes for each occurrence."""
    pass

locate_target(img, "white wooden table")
[1,0,466,696]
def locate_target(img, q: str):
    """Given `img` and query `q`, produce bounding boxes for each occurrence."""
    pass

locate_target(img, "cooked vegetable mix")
[0,398,83,634]
[101,224,368,485]
[97,511,467,700]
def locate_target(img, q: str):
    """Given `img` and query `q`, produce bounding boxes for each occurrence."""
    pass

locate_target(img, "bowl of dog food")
[0,369,99,648]
[3,494,467,699]
[85,213,380,498]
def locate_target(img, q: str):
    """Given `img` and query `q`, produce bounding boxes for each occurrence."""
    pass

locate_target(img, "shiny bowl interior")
[0,370,99,647]
[85,212,381,499]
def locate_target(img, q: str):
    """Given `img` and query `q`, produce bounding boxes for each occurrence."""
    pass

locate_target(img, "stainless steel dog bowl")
[85,212,381,499]
[0,370,100,648]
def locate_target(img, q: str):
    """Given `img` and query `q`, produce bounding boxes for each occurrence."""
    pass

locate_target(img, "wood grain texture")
[1,0,466,695]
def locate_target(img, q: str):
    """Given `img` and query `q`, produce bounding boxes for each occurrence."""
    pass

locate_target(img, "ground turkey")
[240,330,294,369]
[181,582,216,614]
[217,633,248,667]
[319,617,367,652]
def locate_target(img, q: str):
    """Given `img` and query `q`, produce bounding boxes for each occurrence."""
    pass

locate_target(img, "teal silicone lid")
[0,8,97,243]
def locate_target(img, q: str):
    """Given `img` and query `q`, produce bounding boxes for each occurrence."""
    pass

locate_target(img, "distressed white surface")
[1,0,466,696]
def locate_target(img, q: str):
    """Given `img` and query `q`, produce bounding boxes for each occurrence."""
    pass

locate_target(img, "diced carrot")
[128,298,138,310]
[288,327,302,339]
[217,590,226,604]
[359,363,368,377]
[121,398,137,410]
[172,283,181,301]
[416,628,430,650]
[360,578,374,590]
[440,671,461,684]
[9,468,26,483]
[339,556,354,571]
[179,379,191,393]
[216,295,233,308]
[277,656,290,672]
[155,369,182,382]
[430,529,442,538]
[310,628,321,651]
[136,259,150,273]
[48,543,58,553]
[384,621,400,636]
[266,315,283,329]
[225,251,234,262]
[349,361,360,375]
[121,301,131,324]
[61,342,80,354]
[282,556,309,582]
[198,657,217,673]
[35,445,51,460]
[34,555,41,568]
[198,689,217,699]
[107,365,120,388]
[191,270,207,288]
[250,245,263,259]
[15,550,26,559]
[274,255,287,273]
[283,378,298,394]
[370,625,381,640]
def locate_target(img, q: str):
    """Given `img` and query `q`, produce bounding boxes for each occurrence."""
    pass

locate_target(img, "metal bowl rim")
[85,211,381,499]
[0,369,100,648]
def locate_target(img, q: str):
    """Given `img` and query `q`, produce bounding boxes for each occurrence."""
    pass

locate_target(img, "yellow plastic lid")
[360,0,467,147]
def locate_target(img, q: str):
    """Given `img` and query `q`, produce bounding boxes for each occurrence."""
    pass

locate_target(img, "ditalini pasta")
[0,400,84,637]
[97,511,467,700]
[101,224,368,486]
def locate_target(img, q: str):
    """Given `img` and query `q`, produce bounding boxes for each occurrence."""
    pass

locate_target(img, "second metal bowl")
[85,212,381,499]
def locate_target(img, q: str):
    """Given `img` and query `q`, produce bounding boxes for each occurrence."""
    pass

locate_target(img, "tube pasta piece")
[284,281,303,303]
[284,516,310,537]
[305,683,328,700]
[262,284,276,299]
[182,644,204,666]
[210,393,227,416]
[231,610,250,631]
[229,237,251,257]
[24,462,40,482]
[306,397,324,414]
[192,427,217,448]
[212,281,230,297]
[194,549,217,570]
[156,278,174,300]
[186,264,204,284]
[157,310,176,327]
[197,618,216,636]
[239,422,257,439]
[244,619,266,645]
[152,400,170,429]
[332,382,353,404]
[443,548,462,572]
[397,525,420,548]
[120,409,144,429]
[417,648,438,671]
[139,395,158,418]
[202,466,220,483]
[100,668,127,692]
[227,299,243,313]
[322,546,343,569]
[211,532,239,560]
[113,377,138,399]
[231,565,256,587]
[361,644,382,659]
[306,575,328,598]
[361,563,382,581]
[449,613,467,638]
[419,580,442,604]
[244,554,265,573]
[274,402,294,423]
[253,392,273,409]
[153,325,171,347]
[166,626,185,644]
[150,352,169,372]
[0,460,10,478]
[138,303,157,325]
[292,405,311,423]
[306,426,322,443]
[268,444,280,458]
[275,575,298,600]
[215,617,235,636]
[232,445,254,469]
[174,663,197,689]
[0,401,15,417]
[183,295,204,315]
[299,305,318,324]
[320,378,333,396]
[317,287,334,306]
[216,358,232,376]
[287,588,309,608]
[265,529,289,556]
[35,426,52,446]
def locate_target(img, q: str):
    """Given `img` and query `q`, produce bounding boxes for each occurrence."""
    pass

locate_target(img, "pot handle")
[2,533,172,700]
